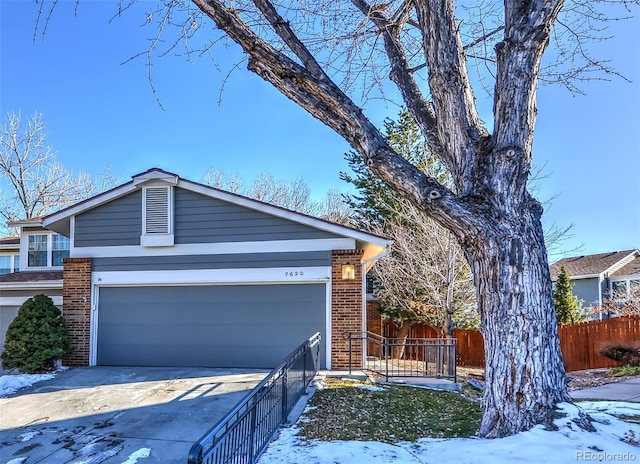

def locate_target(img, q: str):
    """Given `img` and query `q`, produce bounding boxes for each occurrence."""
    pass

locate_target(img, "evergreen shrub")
[1,294,71,373]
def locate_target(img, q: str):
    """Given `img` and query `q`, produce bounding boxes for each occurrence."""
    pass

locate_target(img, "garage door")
[96,284,326,368]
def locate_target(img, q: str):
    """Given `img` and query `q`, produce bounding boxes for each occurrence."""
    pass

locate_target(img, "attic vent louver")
[141,185,174,247]
[145,187,169,234]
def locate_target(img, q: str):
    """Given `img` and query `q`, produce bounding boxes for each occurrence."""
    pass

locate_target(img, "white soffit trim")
[551,273,599,281]
[603,250,640,276]
[133,170,178,186]
[92,266,331,286]
[71,238,355,258]
[0,281,63,289]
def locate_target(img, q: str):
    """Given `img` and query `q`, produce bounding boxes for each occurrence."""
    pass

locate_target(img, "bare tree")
[317,188,354,226]
[202,166,244,193]
[35,0,637,437]
[0,111,118,233]
[600,286,640,317]
[371,200,476,339]
[202,167,351,221]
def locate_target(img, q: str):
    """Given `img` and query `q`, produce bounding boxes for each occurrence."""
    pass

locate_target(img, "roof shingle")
[0,271,63,283]
[550,250,639,278]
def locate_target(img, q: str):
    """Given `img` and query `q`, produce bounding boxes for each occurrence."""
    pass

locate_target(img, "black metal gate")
[344,331,457,382]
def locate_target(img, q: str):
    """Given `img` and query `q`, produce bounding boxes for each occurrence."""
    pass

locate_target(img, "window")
[26,233,69,268]
[0,255,12,275]
[28,234,48,267]
[52,235,70,266]
[631,280,640,291]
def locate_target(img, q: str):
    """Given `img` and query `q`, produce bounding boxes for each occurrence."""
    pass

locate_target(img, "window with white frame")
[0,254,19,274]
[26,233,69,268]
[611,280,627,294]
[610,278,640,298]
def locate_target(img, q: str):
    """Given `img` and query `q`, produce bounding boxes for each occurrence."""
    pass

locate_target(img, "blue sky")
[1,1,638,259]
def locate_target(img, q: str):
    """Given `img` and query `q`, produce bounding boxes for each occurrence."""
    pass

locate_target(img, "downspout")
[360,244,392,367]
[598,272,603,321]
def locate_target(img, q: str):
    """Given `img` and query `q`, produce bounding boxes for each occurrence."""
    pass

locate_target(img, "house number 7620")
[285,271,304,277]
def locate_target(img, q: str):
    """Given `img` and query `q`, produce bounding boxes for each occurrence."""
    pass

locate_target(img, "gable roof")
[550,249,640,279]
[0,236,20,251]
[0,271,63,288]
[610,257,640,278]
[16,167,391,263]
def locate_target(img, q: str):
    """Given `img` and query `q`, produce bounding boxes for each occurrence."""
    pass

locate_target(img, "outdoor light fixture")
[341,263,356,280]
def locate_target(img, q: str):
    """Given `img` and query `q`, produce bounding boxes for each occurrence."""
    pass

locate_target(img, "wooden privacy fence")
[558,316,640,371]
[383,316,640,372]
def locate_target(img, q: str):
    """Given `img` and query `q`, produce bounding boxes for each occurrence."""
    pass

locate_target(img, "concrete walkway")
[570,377,640,402]
[0,366,267,463]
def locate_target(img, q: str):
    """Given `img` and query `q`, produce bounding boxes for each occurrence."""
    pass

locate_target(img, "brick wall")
[366,300,382,335]
[331,250,363,369]
[62,258,92,367]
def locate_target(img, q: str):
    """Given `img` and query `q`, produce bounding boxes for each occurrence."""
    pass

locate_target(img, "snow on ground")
[0,373,55,396]
[120,448,151,464]
[355,384,388,392]
[258,402,640,464]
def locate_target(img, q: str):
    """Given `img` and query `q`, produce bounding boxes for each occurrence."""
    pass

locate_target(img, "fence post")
[385,338,389,382]
[303,347,308,394]
[348,333,352,375]
[282,368,288,423]
[249,394,258,463]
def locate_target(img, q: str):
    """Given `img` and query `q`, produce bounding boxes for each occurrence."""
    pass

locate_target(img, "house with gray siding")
[550,249,640,311]
[0,168,391,370]
[0,234,64,356]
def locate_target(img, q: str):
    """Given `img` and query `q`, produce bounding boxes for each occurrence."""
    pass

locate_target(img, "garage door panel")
[102,343,304,368]
[97,284,326,368]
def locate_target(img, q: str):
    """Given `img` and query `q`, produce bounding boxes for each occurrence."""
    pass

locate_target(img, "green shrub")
[1,294,71,373]
[609,365,640,377]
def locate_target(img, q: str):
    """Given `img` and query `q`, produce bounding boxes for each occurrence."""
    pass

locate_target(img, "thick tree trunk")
[393,321,411,359]
[190,0,569,439]
[463,202,570,438]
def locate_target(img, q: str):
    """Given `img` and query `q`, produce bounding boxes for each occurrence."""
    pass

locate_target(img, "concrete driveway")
[0,366,268,463]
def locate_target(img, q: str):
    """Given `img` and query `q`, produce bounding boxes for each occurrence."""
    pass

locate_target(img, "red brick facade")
[62,258,92,367]
[331,249,364,369]
[366,300,382,336]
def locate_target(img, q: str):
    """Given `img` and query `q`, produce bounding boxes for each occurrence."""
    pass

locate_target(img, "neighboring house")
[549,249,640,310]
[0,168,391,370]
[0,235,64,352]
[0,236,21,275]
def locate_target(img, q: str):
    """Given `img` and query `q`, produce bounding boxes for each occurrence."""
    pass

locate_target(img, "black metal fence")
[344,331,457,382]
[187,332,321,464]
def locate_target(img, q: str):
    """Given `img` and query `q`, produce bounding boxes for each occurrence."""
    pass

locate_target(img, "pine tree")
[341,109,476,334]
[1,294,71,373]
[553,267,582,325]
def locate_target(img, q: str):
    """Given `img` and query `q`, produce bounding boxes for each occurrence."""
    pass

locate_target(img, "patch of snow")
[258,401,640,464]
[5,458,27,464]
[578,401,640,417]
[69,443,124,464]
[17,430,40,442]
[356,385,387,392]
[0,373,55,397]
[120,448,151,464]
